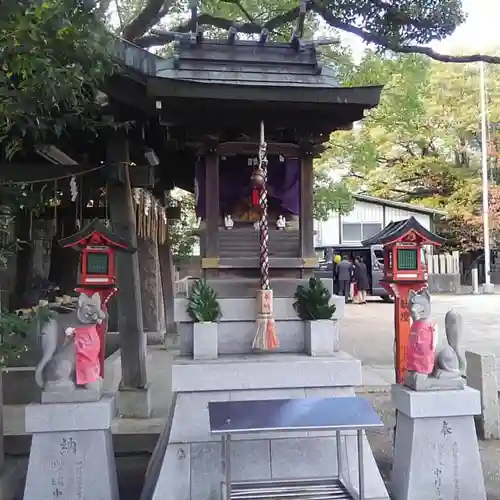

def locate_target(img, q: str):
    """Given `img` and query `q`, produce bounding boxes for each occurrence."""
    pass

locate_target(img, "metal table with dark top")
[208,396,383,500]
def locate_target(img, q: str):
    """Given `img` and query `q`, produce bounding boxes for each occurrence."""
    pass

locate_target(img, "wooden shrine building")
[114,34,382,279]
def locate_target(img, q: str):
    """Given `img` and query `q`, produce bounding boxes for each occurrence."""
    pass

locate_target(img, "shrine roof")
[361,217,446,247]
[59,218,136,252]
[114,38,382,109]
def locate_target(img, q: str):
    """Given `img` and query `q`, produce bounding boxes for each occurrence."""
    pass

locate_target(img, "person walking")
[336,256,353,304]
[332,254,341,295]
[354,256,369,304]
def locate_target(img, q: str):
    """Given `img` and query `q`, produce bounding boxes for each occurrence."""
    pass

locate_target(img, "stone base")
[118,386,152,418]
[391,384,486,500]
[41,388,103,404]
[142,354,389,500]
[404,372,465,391]
[24,398,118,500]
[304,319,339,356]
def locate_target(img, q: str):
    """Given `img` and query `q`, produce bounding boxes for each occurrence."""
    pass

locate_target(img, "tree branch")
[134,7,301,47]
[309,1,500,64]
[122,0,173,41]
[130,0,500,64]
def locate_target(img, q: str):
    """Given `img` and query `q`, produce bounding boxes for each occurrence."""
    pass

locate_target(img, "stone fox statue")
[405,288,465,390]
[35,292,107,392]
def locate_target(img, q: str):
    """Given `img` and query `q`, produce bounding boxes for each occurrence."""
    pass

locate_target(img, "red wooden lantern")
[362,217,445,384]
[59,219,135,376]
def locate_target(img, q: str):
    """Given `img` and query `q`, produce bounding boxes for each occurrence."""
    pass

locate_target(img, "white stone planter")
[193,322,218,360]
[304,319,339,356]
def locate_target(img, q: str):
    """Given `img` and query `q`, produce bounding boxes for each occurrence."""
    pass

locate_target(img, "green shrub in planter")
[187,279,222,323]
[293,276,336,320]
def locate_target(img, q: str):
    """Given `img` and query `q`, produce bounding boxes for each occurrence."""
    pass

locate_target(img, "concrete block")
[304,319,339,356]
[175,296,344,324]
[270,436,338,479]
[181,320,306,356]
[24,430,118,500]
[465,350,500,440]
[391,384,481,418]
[189,442,221,500]
[229,440,272,482]
[180,277,335,300]
[193,322,218,360]
[172,353,362,393]
[118,387,151,419]
[392,386,486,500]
[25,399,113,433]
[169,391,231,443]
[151,444,190,500]
[24,399,118,500]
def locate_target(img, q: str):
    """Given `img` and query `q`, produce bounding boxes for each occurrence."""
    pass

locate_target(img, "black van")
[314,244,393,302]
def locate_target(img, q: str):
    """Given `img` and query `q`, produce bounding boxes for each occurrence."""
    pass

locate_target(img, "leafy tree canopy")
[118,0,499,64]
[320,50,500,251]
[0,0,115,158]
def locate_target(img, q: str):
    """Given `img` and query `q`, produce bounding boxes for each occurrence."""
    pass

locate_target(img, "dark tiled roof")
[361,216,446,246]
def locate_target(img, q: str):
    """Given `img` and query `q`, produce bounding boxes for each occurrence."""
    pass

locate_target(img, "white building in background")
[314,194,446,247]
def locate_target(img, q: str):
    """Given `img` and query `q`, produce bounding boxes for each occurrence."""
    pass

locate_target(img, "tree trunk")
[30,219,55,281]
[138,237,163,344]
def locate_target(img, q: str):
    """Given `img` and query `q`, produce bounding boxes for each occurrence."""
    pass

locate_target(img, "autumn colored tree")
[318,51,500,250]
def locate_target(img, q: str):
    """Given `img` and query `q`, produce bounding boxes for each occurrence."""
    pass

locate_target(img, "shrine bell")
[362,217,446,384]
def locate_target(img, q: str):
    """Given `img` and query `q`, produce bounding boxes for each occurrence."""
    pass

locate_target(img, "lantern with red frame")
[362,217,445,384]
[59,219,135,376]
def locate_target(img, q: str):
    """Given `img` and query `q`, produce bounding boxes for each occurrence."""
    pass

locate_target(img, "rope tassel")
[252,120,279,351]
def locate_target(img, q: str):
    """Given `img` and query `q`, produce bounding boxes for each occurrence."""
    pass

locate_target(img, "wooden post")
[138,237,162,344]
[393,286,411,384]
[299,154,315,265]
[204,151,220,259]
[106,135,149,397]
[159,240,176,336]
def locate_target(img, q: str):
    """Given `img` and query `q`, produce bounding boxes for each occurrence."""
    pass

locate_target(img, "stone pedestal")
[24,397,119,500]
[391,384,486,500]
[143,353,389,500]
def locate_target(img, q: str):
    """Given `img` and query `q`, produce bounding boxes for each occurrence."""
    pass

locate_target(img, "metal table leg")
[357,430,365,500]
[336,430,342,478]
[222,434,232,500]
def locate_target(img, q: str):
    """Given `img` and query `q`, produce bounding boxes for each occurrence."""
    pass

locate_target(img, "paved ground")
[342,293,500,386]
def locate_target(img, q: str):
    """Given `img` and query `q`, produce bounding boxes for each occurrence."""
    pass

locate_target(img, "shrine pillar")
[106,133,150,418]
[203,148,220,277]
[138,237,163,344]
[159,234,177,339]
[299,151,315,274]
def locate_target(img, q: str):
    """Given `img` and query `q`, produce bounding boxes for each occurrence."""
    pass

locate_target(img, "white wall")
[315,200,432,247]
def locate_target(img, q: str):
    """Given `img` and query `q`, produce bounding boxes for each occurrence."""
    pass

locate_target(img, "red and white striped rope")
[258,127,270,291]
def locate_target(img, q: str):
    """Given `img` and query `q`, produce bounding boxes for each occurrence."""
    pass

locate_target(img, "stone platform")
[391,384,486,500]
[142,353,389,500]
[175,294,344,356]
[23,397,119,500]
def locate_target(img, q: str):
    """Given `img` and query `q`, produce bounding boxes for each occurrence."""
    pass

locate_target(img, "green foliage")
[187,279,222,323]
[167,189,198,259]
[320,50,500,250]
[0,311,37,366]
[0,0,115,158]
[313,166,354,220]
[293,276,336,321]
